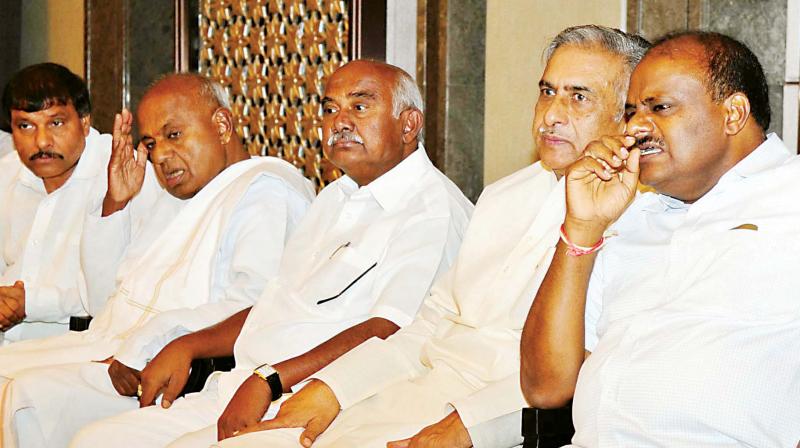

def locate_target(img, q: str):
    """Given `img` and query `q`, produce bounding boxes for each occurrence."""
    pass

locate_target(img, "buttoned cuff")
[311,337,413,410]
[449,375,527,438]
[465,410,524,448]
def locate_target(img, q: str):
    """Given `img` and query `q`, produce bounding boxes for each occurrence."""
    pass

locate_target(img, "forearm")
[275,317,399,391]
[520,237,597,408]
[177,307,251,359]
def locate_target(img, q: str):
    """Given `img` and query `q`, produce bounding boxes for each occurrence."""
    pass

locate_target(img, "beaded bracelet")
[559,224,606,256]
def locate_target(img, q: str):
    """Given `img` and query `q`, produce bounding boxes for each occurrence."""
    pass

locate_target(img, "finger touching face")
[137,80,227,199]
[625,41,732,202]
[533,45,627,172]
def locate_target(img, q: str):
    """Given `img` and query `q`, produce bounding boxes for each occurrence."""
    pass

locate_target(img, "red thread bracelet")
[559,224,606,256]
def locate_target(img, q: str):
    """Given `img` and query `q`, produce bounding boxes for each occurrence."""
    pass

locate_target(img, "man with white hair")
[164,26,647,448]
[0,72,316,448]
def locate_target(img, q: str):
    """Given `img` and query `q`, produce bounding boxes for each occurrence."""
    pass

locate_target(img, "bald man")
[0,73,316,448]
[71,59,473,448]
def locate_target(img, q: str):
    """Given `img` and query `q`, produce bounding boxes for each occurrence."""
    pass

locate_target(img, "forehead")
[324,64,394,101]
[11,103,78,121]
[542,45,624,92]
[628,49,709,100]
[137,87,205,131]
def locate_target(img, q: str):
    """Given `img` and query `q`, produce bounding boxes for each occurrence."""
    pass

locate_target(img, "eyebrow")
[538,80,593,94]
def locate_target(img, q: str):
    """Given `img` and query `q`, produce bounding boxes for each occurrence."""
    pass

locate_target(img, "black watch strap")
[265,372,283,401]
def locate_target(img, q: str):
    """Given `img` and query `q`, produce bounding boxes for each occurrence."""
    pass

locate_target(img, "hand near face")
[138,339,193,409]
[107,359,142,397]
[235,379,340,447]
[564,135,640,243]
[103,109,147,216]
[0,281,25,330]
[217,374,273,441]
[386,411,472,448]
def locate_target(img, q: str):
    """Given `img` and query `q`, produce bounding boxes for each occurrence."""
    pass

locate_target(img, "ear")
[80,114,92,137]
[399,108,424,145]
[722,93,751,136]
[212,107,234,145]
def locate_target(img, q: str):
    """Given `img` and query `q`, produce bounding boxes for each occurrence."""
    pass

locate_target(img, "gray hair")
[391,68,424,143]
[147,73,231,109]
[545,25,650,119]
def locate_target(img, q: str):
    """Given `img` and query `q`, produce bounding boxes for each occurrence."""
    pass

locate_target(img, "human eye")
[51,118,64,127]
[354,103,367,112]
[322,102,337,114]
[142,139,155,151]
[572,92,588,102]
[540,87,555,96]
[17,122,33,131]
[167,130,181,139]
[652,103,671,113]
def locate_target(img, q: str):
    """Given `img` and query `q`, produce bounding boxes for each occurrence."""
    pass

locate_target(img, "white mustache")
[327,131,364,147]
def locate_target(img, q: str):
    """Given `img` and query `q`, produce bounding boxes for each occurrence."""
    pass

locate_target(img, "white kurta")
[568,134,800,448]
[1,157,315,448]
[70,147,474,448]
[0,129,119,343]
[0,131,13,159]
[211,162,566,448]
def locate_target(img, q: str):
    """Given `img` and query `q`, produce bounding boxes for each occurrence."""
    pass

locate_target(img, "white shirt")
[0,130,13,159]
[106,157,315,369]
[312,162,565,448]
[572,134,800,447]
[0,129,111,343]
[215,147,473,402]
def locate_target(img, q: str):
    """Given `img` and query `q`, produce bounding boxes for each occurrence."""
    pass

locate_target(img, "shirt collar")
[338,145,432,211]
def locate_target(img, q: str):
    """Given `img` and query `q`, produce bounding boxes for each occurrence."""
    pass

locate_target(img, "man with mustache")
[0,63,159,344]
[136,26,646,448]
[522,31,800,447]
[63,59,473,448]
[0,72,316,448]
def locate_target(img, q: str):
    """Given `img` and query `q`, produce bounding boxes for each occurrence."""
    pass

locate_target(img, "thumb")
[161,374,186,409]
[386,438,411,448]
[299,418,327,448]
[13,281,23,289]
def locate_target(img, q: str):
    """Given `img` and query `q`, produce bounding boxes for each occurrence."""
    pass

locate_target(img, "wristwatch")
[253,363,283,401]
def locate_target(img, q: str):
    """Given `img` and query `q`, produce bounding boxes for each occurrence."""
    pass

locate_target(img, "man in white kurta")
[522,32,800,448]
[0,130,13,158]
[156,27,648,448]
[71,60,473,448]
[0,74,315,448]
[0,63,159,344]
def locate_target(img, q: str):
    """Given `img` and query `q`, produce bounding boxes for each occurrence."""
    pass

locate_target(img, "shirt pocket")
[296,245,377,313]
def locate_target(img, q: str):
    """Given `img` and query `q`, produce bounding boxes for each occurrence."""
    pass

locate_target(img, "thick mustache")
[635,136,665,148]
[30,151,64,161]
[327,131,364,147]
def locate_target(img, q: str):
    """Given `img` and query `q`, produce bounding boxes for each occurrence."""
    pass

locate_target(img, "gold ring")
[137,384,143,397]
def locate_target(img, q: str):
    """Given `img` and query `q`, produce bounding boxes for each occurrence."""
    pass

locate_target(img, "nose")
[34,127,53,150]
[149,141,173,165]
[625,111,653,137]
[543,96,568,127]
[332,108,354,133]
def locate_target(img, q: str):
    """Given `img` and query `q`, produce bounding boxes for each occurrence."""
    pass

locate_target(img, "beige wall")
[484,0,624,184]
[20,0,84,77]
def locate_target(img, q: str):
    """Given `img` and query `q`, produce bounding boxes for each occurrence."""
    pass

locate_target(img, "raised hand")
[236,379,340,447]
[107,359,142,397]
[386,411,472,448]
[0,281,25,330]
[564,135,640,244]
[138,338,193,408]
[103,109,147,217]
[217,374,273,441]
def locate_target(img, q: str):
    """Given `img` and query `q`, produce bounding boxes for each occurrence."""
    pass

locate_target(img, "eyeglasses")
[316,262,377,305]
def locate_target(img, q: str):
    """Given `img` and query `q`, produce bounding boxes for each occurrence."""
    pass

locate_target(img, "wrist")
[562,217,606,246]
[102,193,130,217]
